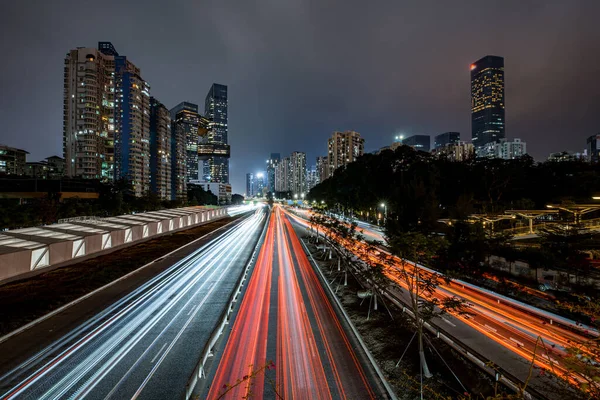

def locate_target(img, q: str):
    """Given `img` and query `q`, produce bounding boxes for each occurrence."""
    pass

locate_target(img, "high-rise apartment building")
[64,42,151,197]
[306,166,318,191]
[275,156,293,193]
[327,131,364,178]
[289,151,307,195]
[266,153,280,193]
[434,132,460,149]
[170,112,187,201]
[204,83,230,183]
[471,55,505,150]
[316,156,329,183]
[170,102,200,182]
[64,43,115,179]
[113,56,151,197]
[403,135,431,152]
[149,97,171,199]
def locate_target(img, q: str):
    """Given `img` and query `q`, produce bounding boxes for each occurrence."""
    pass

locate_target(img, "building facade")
[170,102,200,182]
[587,134,600,163]
[113,55,151,197]
[170,114,187,201]
[403,135,431,152]
[480,138,526,159]
[245,173,254,197]
[0,145,28,175]
[149,97,171,199]
[316,156,329,184]
[306,166,318,191]
[266,153,280,193]
[432,142,474,162]
[471,55,505,150]
[289,151,306,195]
[203,84,230,183]
[434,132,460,149]
[327,131,364,177]
[63,44,115,180]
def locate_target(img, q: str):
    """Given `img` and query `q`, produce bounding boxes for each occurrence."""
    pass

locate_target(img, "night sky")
[1,1,599,193]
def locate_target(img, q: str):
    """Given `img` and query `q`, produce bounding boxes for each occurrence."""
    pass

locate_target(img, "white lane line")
[442,318,456,327]
[150,343,168,364]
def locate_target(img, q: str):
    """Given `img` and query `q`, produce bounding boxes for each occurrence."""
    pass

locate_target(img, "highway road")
[205,206,383,399]
[0,208,265,400]
[288,209,598,396]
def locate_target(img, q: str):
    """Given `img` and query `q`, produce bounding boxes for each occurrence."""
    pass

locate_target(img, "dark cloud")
[1,0,599,192]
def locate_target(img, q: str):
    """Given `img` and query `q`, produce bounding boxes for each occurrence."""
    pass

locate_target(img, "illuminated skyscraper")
[204,83,230,183]
[113,56,151,196]
[170,102,200,182]
[266,153,280,193]
[471,55,505,152]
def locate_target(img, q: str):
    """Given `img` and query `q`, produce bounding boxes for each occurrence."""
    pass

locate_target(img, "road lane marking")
[150,343,168,364]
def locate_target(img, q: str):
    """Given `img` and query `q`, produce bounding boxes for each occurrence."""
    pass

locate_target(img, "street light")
[380,203,387,221]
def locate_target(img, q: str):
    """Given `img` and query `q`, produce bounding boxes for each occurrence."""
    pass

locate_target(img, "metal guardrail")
[318,234,550,400]
[184,210,270,400]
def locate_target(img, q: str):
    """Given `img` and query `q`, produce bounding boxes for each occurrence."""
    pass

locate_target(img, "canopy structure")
[0,206,228,283]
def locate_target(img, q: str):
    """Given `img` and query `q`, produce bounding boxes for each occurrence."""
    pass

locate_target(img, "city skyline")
[1,1,599,193]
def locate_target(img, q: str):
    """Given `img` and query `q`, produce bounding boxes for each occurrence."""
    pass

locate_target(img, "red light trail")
[207,206,377,399]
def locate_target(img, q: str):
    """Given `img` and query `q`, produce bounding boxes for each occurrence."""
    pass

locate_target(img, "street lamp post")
[380,203,387,222]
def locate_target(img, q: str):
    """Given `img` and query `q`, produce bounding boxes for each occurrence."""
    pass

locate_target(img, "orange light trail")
[285,209,594,387]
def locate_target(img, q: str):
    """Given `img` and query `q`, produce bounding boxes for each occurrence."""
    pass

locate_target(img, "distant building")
[204,83,229,183]
[24,156,65,179]
[316,156,328,183]
[479,138,526,159]
[266,153,280,193]
[0,144,28,176]
[306,166,318,191]
[245,173,255,197]
[255,173,265,197]
[290,152,307,195]
[170,102,200,182]
[587,134,600,163]
[432,142,474,162]
[327,131,364,177]
[471,55,505,151]
[434,132,460,149]
[403,135,431,152]
[170,110,187,201]
[149,97,171,199]
[189,180,232,204]
[275,157,290,193]
[547,151,587,162]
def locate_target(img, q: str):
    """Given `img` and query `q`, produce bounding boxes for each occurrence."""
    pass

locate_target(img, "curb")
[0,214,248,346]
